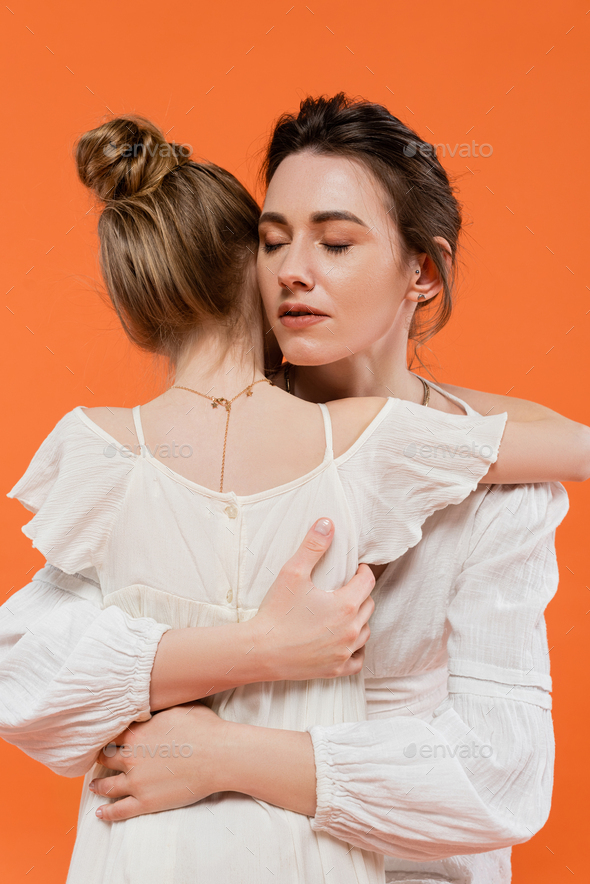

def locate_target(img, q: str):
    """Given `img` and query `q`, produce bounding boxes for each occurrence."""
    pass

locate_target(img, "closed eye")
[322,244,351,254]
[262,241,352,254]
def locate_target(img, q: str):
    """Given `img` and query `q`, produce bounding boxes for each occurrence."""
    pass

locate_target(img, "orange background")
[1,1,589,880]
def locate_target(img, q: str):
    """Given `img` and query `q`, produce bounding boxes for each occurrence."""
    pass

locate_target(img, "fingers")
[357,595,375,628]
[285,518,334,577]
[344,621,371,658]
[96,796,142,822]
[97,745,130,770]
[341,562,376,604]
[90,772,129,800]
[355,622,371,651]
[351,644,366,663]
[341,645,365,675]
[90,772,144,822]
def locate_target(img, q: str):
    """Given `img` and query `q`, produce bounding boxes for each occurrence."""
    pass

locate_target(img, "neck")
[173,324,267,398]
[291,299,426,404]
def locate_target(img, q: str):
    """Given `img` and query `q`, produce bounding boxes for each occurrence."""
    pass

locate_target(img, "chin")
[279,337,351,367]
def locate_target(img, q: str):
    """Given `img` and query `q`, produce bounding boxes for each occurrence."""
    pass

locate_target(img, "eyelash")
[262,243,351,254]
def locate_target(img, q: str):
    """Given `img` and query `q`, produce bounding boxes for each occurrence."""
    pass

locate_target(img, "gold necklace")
[172,377,273,493]
[283,362,430,406]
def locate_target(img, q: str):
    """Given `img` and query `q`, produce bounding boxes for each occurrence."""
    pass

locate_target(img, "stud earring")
[415,269,420,274]
[417,294,426,301]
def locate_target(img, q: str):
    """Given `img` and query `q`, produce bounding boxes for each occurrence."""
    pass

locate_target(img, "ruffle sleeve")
[337,399,508,564]
[6,408,134,575]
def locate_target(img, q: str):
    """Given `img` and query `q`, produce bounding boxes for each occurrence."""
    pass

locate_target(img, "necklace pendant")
[246,388,253,397]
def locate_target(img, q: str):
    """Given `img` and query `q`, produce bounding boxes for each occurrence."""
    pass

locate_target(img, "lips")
[278,302,329,330]
[278,302,327,318]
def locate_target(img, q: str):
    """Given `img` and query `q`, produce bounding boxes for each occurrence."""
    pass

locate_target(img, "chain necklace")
[283,362,430,406]
[172,377,273,493]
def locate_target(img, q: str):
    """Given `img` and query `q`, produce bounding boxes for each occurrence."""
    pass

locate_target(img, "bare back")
[81,389,389,499]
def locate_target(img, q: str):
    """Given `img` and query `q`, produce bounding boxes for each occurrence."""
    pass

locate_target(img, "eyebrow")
[259,210,368,228]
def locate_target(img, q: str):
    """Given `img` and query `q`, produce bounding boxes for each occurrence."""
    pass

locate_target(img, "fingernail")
[89,781,95,791]
[96,808,103,818]
[314,518,332,536]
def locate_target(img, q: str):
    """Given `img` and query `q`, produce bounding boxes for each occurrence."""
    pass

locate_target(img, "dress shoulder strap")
[131,405,146,450]
[317,402,334,457]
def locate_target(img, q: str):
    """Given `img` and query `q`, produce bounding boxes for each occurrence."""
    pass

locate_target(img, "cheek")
[329,262,400,335]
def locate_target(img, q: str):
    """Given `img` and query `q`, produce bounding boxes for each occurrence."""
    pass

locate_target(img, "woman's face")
[257,152,420,367]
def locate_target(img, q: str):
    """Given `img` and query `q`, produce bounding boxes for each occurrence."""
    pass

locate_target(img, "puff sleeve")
[337,398,508,565]
[6,408,133,575]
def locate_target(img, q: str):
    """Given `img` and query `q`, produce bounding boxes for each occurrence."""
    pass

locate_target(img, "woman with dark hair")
[0,100,584,884]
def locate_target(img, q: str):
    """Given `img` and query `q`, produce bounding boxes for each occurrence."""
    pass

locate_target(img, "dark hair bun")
[75,115,191,201]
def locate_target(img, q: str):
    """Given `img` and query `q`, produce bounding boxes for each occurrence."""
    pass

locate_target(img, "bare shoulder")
[326,397,389,458]
[80,406,138,446]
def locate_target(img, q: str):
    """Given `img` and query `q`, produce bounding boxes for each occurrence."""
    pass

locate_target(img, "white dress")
[3,397,507,884]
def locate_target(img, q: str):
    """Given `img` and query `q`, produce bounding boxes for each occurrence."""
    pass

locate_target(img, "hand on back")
[253,518,376,681]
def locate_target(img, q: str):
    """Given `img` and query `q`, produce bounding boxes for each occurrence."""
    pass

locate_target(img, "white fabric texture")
[0,565,171,777]
[0,400,567,884]
[2,395,506,884]
[311,479,562,855]
[308,390,569,883]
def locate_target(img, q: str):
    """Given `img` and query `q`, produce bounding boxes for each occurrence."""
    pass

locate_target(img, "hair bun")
[76,115,191,201]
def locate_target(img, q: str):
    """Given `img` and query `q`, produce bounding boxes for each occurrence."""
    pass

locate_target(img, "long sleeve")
[307,481,569,860]
[0,563,172,777]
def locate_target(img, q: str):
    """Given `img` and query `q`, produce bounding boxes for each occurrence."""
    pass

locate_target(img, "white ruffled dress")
[7,398,507,884]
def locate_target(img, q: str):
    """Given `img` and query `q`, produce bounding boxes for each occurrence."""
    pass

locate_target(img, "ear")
[406,236,452,303]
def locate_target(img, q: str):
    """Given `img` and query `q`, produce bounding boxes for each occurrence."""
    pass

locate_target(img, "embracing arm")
[443,384,590,483]
[216,483,568,857]
[0,522,373,777]
[0,564,168,777]
[95,482,567,855]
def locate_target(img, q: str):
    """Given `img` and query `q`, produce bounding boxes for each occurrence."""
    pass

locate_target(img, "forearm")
[218,720,317,816]
[0,570,275,774]
[213,701,547,861]
[443,384,590,483]
[149,620,275,711]
[484,417,590,484]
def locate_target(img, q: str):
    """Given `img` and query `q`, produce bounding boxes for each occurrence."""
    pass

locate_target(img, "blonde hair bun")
[74,112,261,364]
[75,115,191,201]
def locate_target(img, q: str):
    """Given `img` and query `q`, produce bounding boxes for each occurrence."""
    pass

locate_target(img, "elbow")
[488,778,552,851]
[498,812,550,851]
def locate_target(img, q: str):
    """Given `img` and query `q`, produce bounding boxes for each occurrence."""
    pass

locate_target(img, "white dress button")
[224,504,238,519]
[226,588,233,603]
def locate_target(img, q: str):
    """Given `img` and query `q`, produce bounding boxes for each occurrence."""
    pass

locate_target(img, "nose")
[276,239,316,293]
